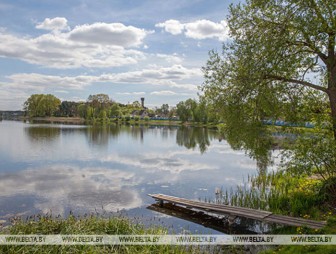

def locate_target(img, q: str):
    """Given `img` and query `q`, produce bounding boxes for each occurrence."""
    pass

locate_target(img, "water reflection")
[176,126,216,153]
[221,122,275,175]
[25,126,61,143]
[24,124,217,154]
[0,165,142,216]
[147,203,258,234]
[85,126,111,147]
[1,121,264,233]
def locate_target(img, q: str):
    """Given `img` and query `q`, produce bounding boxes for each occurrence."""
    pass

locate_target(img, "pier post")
[228,215,237,226]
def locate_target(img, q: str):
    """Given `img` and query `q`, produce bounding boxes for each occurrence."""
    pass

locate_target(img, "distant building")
[141,97,145,108]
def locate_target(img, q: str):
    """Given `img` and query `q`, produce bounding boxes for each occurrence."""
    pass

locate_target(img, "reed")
[215,171,331,220]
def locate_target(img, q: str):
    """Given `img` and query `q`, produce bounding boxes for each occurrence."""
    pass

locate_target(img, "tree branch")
[309,0,331,31]
[265,75,328,93]
[292,40,327,63]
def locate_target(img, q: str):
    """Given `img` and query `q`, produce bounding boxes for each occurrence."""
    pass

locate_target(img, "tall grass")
[0,214,221,254]
[215,171,331,220]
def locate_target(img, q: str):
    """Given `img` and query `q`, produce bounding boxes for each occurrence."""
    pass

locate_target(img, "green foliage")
[131,101,142,110]
[202,0,336,136]
[160,104,169,116]
[319,177,336,205]
[282,136,336,181]
[58,101,79,117]
[24,94,61,117]
[202,0,336,211]
[109,103,120,118]
[87,94,111,109]
[176,101,191,122]
[154,104,170,117]
[176,99,211,123]
[216,171,331,220]
[77,103,87,118]
[86,106,94,120]
[99,110,107,120]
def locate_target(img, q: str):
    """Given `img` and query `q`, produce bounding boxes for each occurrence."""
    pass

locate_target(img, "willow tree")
[202,0,336,138]
[24,94,61,117]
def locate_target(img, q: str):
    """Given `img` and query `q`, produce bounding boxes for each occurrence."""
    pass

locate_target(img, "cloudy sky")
[0,0,240,110]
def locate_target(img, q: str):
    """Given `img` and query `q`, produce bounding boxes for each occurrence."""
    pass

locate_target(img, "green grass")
[0,214,231,254]
[214,171,336,254]
[261,218,336,254]
[215,171,332,220]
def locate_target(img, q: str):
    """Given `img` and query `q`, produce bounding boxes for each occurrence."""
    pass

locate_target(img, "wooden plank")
[150,194,269,216]
[264,214,327,229]
[149,194,272,219]
[148,193,327,229]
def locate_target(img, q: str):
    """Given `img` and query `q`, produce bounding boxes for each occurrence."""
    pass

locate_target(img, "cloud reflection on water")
[101,150,215,174]
[0,122,260,221]
[0,165,142,215]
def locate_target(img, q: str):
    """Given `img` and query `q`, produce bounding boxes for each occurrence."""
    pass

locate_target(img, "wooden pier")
[147,203,258,234]
[148,194,327,229]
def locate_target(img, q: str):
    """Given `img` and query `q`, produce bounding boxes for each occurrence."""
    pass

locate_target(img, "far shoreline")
[19,116,218,128]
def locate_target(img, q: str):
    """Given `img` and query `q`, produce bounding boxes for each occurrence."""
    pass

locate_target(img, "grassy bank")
[216,171,332,219]
[215,171,336,253]
[26,117,86,124]
[263,218,336,254]
[0,215,221,254]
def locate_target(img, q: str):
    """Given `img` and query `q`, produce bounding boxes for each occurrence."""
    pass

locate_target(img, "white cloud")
[101,65,201,92]
[54,90,69,94]
[150,90,176,96]
[3,64,200,91]
[155,19,184,35]
[36,17,69,31]
[155,19,230,41]
[0,19,151,69]
[68,22,151,47]
[110,64,200,81]
[4,65,201,90]
[0,64,200,109]
[6,73,95,90]
[185,20,229,40]
[117,92,146,96]
[155,53,183,64]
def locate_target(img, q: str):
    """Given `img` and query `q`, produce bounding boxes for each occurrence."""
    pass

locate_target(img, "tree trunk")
[327,88,336,139]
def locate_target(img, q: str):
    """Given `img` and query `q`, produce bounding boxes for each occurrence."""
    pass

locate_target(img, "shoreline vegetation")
[0,215,211,254]
[0,214,260,254]
[18,116,319,132]
[21,116,219,128]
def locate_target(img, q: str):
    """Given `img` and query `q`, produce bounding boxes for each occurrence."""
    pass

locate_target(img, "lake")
[0,120,265,233]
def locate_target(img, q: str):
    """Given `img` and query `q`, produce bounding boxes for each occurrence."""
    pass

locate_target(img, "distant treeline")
[23,94,219,123]
[0,111,25,120]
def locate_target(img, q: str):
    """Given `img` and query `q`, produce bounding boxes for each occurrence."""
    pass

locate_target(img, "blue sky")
[0,0,240,110]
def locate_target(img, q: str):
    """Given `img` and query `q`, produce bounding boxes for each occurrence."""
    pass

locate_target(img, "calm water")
[0,120,263,233]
